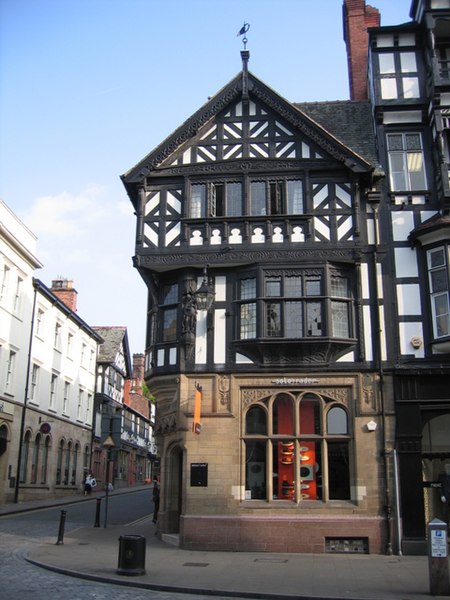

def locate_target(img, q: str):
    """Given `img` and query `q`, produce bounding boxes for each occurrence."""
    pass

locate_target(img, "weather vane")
[237,22,250,50]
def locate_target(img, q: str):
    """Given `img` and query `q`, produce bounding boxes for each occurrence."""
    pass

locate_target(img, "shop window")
[246,405,267,434]
[244,392,351,503]
[387,132,427,191]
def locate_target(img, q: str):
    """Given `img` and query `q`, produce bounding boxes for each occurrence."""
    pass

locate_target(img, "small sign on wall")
[190,463,208,487]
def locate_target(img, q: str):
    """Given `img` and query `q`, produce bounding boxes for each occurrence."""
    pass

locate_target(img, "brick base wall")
[180,514,385,554]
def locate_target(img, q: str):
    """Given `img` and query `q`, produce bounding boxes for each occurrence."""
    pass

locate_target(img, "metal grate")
[325,537,369,554]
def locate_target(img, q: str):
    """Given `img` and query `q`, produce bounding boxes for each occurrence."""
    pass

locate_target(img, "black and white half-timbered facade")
[122,0,450,555]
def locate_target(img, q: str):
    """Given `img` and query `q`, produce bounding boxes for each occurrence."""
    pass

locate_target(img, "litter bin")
[117,534,146,576]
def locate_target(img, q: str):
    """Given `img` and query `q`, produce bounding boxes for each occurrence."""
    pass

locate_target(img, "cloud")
[24,184,110,238]
[19,184,146,351]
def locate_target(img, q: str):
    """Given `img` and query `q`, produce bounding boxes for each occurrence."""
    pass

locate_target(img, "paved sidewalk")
[2,488,449,600]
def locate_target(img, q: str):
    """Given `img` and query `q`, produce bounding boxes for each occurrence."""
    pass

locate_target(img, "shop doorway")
[422,413,450,532]
[165,444,183,533]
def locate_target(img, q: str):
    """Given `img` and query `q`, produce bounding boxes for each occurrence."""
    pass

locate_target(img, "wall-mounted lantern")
[194,266,215,311]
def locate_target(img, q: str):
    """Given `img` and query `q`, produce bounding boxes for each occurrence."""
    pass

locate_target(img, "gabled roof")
[92,326,132,375]
[121,67,377,195]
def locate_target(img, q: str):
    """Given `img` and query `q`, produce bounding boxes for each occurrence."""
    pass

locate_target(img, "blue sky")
[0,0,412,353]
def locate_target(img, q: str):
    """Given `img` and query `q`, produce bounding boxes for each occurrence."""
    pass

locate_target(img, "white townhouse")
[0,200,102,503]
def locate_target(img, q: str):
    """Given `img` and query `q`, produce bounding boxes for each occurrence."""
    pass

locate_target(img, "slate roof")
[294,100,383,174]
[92,326,129,364]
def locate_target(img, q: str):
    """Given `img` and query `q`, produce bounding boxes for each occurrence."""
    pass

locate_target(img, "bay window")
[237,267,353,340]
[427,245,450,339]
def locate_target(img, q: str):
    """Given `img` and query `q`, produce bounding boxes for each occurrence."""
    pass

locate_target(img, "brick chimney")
[51,278,78,312]
[343,0,380,101]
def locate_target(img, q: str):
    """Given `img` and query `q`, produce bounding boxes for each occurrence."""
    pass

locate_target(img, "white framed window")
[387,132,427,191]
[77,388,84,421]
[63,382,70,415]
[13,276,23,313]
[5,349,16,394]
[67,332,74,358]
[36,308,45,338]
[30,364,40,404]
[378,51,419,100]
[0,264,10,303]
[427,246,450,339]
[54,322,62,349]
[49,374,57,410]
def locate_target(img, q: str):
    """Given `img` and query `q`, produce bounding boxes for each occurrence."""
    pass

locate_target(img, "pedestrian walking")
[84,473,96,495]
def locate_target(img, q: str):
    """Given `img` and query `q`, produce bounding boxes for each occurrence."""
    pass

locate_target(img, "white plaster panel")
[396,283,421,315]
[157,348,165,367]
[336,351,355,362]
[195,311,207,364]
[363,305,373,362]
[214,276,226,302]
[169,347,177,365]
[399,322,425,358]
[214,309,226,364]
[379,305,387,361]
[394,247,418,278]
[361,263,370,299]
[391,212,414,241]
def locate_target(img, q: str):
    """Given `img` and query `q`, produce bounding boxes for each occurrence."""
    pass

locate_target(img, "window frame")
[427,245,450,340]
[243,393,352,503]
[386,131,427,192]
[236,267,354,341]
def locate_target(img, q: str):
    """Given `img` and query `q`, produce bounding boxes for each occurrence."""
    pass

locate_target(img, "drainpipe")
[367,193,393,555]
[14,280,38,503]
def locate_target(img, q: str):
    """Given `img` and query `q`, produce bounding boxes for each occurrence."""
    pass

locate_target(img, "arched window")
[244,392,352,502]
[246,405,267,434]
[327,406,348,434]
[56,439,64,485]
[31,433,41,484]
[72,443,80,485]
[41,436,50,484]
[64,441,72,485]
[0,424,8,456]
[273,393,294,435]
[83,444,90,472]
[19,431,31,483]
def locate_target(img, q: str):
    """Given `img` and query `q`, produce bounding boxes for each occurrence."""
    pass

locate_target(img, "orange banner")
[193,386,202,434]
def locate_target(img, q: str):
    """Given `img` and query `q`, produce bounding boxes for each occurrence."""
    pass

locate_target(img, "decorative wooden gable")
[164,98,328,167]
[122,69,372,185]
[123,63,375,254]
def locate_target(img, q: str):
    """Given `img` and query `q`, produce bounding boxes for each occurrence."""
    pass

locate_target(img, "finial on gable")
[237,23,250,100]
[237,22,250,49]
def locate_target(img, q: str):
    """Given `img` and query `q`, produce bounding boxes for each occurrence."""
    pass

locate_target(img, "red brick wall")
[180,514,384,553]
[343,0,380,101]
